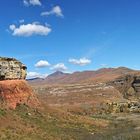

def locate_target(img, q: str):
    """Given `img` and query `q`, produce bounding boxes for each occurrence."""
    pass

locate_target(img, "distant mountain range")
[28,67,140,85]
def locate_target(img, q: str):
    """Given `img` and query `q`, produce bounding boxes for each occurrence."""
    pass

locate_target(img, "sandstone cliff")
[111,73,140,100]
[0,57,38,109]
[104,73,140,113]
[0,57,26,80]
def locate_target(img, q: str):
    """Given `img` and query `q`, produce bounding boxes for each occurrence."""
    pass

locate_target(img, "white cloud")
[9,23,51,37]
[51,63,67,71]
[35,60,50,68]
[41,6,64,17]
[69,58,91,66]
[19,19,25,23]
[9,24,16,31]
[27,72,48,79]
[23,0,41,6]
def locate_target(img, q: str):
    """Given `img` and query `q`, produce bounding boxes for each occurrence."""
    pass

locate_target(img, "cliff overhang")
[0,57,27,80]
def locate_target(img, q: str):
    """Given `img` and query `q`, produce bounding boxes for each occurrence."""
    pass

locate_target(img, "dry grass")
[0,82,140,139]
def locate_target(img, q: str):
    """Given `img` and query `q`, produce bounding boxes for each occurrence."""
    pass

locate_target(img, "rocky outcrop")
[0,57,38,109]
[110,73,140,100]
[133,76,140,94]
[0,57,27,80]
[105,101,140,113]
[103,73,140,114]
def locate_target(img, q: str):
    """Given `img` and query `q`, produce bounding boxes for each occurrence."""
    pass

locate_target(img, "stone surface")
[103,73,140,114]
[0,57,27,80]
[110,73,140,99]
[105,101,140,113]
[0,57,39,109]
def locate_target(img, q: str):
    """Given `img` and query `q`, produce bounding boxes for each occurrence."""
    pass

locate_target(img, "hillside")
[0,80,39,109]
[1,58,140,139]
[28,67,139,85]
[1,65,140,139]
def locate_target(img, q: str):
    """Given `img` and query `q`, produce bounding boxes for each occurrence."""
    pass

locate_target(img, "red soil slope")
[0,80,38,109]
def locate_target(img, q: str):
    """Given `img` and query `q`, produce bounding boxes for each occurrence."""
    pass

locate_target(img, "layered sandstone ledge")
[0,57,27,80]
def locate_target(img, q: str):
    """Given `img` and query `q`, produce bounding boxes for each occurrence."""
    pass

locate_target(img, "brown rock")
[110,74,140,99]
[127,87,135,96]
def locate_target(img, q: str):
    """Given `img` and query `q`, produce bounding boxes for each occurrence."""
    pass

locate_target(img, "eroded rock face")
[0,57,39,109]
[0,57,27,80]
[0,80,39,109]
[103,74,140,114]
[133,76,140,94]
[110,74,140,99]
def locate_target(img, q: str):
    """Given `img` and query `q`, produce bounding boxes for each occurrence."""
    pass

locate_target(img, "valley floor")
[1,106,140,140]
[1,83,140,140]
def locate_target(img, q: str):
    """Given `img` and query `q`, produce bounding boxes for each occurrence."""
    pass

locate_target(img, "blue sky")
[0,0,140,78]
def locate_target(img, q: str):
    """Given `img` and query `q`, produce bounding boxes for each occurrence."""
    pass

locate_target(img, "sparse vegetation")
[0,108,6,117]
[1,73,140,139]
[1,81,140,140]
[1,105,140,139]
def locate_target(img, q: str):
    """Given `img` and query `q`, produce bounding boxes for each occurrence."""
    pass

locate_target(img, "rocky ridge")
[29,67,138,85]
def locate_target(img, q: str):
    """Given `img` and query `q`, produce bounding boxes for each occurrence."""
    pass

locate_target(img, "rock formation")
[0,57,38,109]
[110,73,140,100]
[104,73,140,113]
[105,101,140,113]
[0,57,27,80]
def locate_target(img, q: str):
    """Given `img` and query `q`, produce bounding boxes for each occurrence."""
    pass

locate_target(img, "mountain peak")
[29,67,140,85]
[48,71,64,76]
[47,71,69,79]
